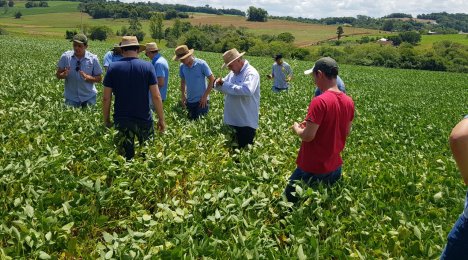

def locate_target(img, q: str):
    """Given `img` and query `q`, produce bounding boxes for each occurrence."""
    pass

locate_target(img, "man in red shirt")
[284,57,355,203]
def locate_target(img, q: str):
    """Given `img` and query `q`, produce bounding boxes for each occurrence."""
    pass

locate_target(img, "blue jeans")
[441,191,468,259]
[284,166,342,203]
[272,86,288,93]
[186,101,209,120]
[65,95,96,108]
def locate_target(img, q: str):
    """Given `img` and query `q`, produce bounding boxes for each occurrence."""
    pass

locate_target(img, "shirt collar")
[73,50,92,60]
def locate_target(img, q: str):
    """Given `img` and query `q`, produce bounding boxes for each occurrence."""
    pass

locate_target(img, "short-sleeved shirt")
[103,57,157,123]
[103,51,123,68]
[272,62,292,89]
[57,50,103,102]
[296,91,355,174]
[151,53,169,101]
[179,58,212,103]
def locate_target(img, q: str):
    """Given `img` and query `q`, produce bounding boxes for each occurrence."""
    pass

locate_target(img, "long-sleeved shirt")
[215,60,260,129]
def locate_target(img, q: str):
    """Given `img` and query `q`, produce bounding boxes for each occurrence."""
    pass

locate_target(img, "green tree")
[149,13,164,42]
[399,31,421,45]
[89,25,112,41]
[14,11,21,19]
[7,0,13,7]
[382,20,394,31]
[336,26,344,40]
[128,12,145,41]
[277,32,295,43]
[246,6,268,22]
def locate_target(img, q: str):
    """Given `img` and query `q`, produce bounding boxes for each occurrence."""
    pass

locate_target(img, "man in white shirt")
[214,49,260,148]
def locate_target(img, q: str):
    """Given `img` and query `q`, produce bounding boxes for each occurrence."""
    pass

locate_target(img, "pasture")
[0,34,467,258]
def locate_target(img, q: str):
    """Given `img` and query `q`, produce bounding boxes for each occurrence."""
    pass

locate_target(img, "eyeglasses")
[75,60,81,72]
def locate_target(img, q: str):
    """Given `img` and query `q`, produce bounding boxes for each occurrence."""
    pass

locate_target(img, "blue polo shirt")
[179,58,212,103]
[103,51,123,68]
[57,50,103,103]
[103,57,157,123]
[151,53,169,101]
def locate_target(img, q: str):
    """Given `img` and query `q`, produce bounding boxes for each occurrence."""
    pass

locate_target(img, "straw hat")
[222,48,245,68]
[173,45,194,61]
[145,42,159,52]
[119,36,145,52]
[111,43,121,51]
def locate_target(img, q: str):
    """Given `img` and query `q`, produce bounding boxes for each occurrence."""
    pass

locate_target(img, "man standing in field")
[174,45,215,120]
[284,57,355,203]
[441,115,468,259]
[268,54,293,92]
[102,36,165,160]
[56,33,103,108]
[103,44,123,71]
[214,49,260,149]
[145,42,169,105]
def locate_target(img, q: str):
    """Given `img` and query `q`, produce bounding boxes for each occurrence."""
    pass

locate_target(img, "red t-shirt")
[296,90,355,174]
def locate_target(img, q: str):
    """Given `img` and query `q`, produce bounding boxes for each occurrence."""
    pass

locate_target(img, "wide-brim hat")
[173,45,194,61]
[119,36,145,52]
[145,42,159,52]
[222,48,245,68]
[111,43,121,51]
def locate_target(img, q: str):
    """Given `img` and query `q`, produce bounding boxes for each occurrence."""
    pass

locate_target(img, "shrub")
[14,11,21,19]
[89,25,112,41]
[65,30,77,40]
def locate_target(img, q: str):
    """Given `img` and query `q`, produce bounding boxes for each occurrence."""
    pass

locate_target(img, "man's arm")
[79,71,102,83]
[157,77,165,89]
[216,73,259,97]
[180,78,186,108]
[149,84,165,132]
[56,67,70,80]
[200,74,215,108]
[450,118,468,185]
[292,121,319,142]
[102,86,113,128]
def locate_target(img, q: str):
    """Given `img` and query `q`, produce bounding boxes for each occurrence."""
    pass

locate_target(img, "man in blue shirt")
[174,45,215,120]
[103,44,123,71]
[103,36,165,160]
[145,42,169,105]
[268,54,293,92]
[56,33,103,108]
[214,49,260,148]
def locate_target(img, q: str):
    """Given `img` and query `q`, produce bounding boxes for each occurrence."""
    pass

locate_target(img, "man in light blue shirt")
[56,34,103,108]
[103,44,123,71]
[268,54,293,92]
[174,45,215,120]
[214,48,260,148]
[145,42,169,105]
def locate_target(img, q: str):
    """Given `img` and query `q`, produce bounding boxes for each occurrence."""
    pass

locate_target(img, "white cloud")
[126,0,468,19]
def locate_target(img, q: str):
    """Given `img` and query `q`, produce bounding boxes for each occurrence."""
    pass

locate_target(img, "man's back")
[103,57,157,122]
[297,91,354,174]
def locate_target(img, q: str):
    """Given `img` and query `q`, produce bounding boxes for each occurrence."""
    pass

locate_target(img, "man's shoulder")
[60,50,74,58]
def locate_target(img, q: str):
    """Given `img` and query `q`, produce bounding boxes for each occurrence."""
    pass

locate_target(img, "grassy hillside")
[0,34,467,258]
[0,1,79,17]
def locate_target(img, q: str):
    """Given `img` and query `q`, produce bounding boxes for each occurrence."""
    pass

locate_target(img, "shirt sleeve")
[219,72,259,96]
[103,68,113,88]
[305,98,325,125]
[57,54,69,69]
[286,64,293,75]
[202,62,213,77]
[179,64,184,79]
[154,63,165,78]
[92,56,103,76]
[103,52,111,67]
[148,65,157,86]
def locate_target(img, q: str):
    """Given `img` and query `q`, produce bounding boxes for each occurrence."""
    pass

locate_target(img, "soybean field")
[0,35,467,258]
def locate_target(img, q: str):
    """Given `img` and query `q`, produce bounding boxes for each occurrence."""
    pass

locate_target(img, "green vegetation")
[0,34,467,258]
[247,6,268,22]
[0,1,79,18]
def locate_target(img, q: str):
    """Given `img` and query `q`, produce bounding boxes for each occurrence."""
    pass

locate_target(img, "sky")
[131,0,468,19]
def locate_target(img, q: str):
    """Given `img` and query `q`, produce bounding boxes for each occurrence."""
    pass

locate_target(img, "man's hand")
[199,94,208,108]
[266,74,272,79]
[58,67,70,79]
[79,71,92,82]
[157,119,166,133]
[181,96,186,108]
[215,77,224,86]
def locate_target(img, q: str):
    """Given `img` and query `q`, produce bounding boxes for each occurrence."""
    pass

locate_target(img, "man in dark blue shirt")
[103,36,165,160]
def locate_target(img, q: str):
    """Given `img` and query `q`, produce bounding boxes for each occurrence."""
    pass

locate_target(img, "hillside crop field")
[0,35,467,258]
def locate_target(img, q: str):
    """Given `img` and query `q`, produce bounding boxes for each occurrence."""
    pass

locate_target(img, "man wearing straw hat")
[56,33,103,108]
[103,43,123,71]
[214,48,260,149]
[145,42,169,103]
[173,45,215,120]
[103,36,165,160]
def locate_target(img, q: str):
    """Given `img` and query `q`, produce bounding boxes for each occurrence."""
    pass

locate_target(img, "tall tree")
[149,12,164,42]
[336,26,344,40]
[246,6,268,22]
